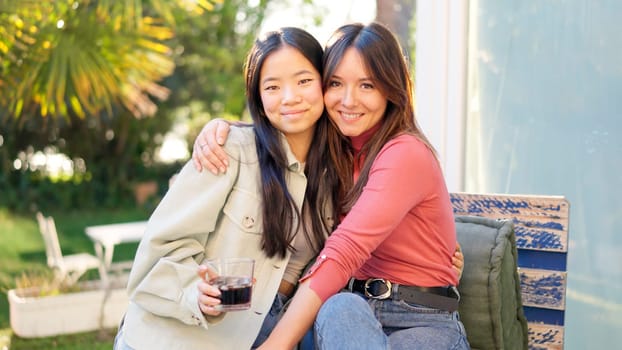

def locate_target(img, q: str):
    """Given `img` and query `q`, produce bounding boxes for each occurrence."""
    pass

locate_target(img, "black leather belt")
[347,278,460,312]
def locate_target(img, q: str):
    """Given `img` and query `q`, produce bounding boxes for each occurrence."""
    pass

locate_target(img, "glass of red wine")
[206,257,255,311]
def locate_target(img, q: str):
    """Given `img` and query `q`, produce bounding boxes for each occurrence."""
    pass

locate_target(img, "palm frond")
[1,0,216,123]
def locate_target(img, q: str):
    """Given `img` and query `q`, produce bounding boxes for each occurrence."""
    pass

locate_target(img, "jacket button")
[191,315,201,326]
[243,216,255,228]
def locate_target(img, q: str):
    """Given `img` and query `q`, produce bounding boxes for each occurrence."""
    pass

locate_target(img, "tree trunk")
[375,0,416,61]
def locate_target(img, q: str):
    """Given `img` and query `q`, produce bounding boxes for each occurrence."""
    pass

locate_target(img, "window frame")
[414,0,469,192]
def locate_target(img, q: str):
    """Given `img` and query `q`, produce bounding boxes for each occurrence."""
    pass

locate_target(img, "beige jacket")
[122,127,311,349]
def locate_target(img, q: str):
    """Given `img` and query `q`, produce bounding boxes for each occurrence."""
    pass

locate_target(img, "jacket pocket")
[223,187,263,234]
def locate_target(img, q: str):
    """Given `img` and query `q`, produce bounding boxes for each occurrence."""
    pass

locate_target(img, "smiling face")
[259,46,324,147]
[323,47,388,138]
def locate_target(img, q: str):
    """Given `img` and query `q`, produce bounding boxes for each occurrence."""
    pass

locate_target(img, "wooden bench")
[451,193,569,350]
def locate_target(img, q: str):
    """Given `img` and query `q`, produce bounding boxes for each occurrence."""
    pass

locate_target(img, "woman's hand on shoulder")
[192,119,231,175]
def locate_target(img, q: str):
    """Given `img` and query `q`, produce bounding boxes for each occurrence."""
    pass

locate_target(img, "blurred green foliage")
[0,0,270,212]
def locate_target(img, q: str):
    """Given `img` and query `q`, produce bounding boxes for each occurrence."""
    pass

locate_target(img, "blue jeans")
[315,292,470,350]
[253,293,315,350]
[113,316,133,350]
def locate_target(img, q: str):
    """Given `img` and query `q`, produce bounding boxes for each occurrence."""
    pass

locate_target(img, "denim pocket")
[395,299,451,315]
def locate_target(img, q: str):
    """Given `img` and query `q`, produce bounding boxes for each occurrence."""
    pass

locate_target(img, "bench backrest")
[450,192,569,350]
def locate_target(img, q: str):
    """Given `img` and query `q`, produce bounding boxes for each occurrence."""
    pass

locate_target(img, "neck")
[350,122,382,153]
[285,129,314,163]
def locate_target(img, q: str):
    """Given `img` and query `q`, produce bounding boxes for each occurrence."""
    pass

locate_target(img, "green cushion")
[455,216,528,350]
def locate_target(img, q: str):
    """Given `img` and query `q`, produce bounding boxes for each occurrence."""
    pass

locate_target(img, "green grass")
[0,207,151,349]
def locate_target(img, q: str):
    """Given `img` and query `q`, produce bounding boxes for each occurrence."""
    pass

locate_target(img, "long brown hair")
[244,27,340,258]
[323,22,437,213]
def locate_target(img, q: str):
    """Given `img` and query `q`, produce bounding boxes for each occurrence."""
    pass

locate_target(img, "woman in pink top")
[195,22,468,350]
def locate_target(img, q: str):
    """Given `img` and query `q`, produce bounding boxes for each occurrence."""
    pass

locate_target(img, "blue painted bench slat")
[450,192,569,350]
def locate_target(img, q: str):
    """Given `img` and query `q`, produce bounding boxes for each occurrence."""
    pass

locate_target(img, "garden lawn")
[0,207,150,349]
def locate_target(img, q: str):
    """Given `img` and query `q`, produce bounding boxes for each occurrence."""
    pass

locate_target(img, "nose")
[282,86,302,105]
[341,87,357,108]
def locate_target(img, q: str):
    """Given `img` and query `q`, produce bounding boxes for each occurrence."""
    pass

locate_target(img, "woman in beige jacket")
[114,27,339,350]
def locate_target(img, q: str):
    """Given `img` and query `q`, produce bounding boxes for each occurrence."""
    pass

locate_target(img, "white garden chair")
[36,212,104,285]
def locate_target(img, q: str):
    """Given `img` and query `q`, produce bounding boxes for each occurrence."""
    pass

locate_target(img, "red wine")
[210,276,252,310]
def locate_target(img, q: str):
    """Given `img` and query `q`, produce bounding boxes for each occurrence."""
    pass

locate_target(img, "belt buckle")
[364,278,392,299]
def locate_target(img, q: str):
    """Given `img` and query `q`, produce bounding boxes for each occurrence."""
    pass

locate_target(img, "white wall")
[415,0,469,192]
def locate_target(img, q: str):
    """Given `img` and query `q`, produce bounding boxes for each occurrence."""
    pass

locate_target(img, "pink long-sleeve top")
[301,126,458,302]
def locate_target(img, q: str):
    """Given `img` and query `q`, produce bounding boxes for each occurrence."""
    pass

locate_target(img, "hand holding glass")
[205,257,255,311]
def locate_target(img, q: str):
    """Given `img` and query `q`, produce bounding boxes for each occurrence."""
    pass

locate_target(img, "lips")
[339,111,363,121]
[281,109,307,117]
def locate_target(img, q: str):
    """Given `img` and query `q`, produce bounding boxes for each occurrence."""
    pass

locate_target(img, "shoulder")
[379,134,436,164]
[371,134,445,190]
[223,126,258,162]
[225,125,255,147]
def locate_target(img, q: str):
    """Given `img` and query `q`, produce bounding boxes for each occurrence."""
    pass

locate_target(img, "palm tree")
[0,0,219,125]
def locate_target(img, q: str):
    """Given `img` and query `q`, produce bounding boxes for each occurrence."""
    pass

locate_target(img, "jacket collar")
[279,132,305,174]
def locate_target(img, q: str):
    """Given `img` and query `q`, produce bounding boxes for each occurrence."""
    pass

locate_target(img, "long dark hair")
[323,22,437,213]
[244,27,340,258]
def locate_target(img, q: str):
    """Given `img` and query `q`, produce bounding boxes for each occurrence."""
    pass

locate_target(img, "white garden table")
[85,220,148,287]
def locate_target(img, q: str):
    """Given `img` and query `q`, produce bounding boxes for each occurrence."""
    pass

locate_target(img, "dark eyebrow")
[261,69,316,85]
[330,74,373,83]
[293,69,316,77]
